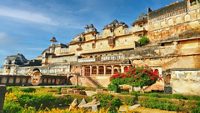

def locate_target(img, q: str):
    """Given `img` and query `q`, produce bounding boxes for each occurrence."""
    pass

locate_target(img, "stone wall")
[69,34,137,55]
[170,70,200,95]
[48,55,77,64]
[131,38,200,70]
[133,55,200,70]
[0,75,68,86]
[79,76,110,87]
[148,1,200,42]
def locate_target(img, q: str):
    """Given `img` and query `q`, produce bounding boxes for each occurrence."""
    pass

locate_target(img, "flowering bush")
[108,65,161,92]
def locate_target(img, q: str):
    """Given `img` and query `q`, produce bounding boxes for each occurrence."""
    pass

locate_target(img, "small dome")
[50,37,57,42]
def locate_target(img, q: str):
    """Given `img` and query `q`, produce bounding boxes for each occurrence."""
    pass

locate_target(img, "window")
[92,42,95,48]
[99,66,104,74]
[106,66,112,74]
[92,66,97,74]
[190,0,197,6]
[85,66,90,76]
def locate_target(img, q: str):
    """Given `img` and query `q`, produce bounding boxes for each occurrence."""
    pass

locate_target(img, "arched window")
[92,66,97,74]
[185,14,191,22]
[190,0,197,6]
[168,19,173,26]
[176,17,183,24]
[99,66,104,74]
[106,66,112,74]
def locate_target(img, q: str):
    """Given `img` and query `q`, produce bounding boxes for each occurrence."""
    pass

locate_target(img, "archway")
[67,73,80,86]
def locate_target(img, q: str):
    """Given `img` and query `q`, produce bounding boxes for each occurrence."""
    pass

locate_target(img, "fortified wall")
[148,0,200,42]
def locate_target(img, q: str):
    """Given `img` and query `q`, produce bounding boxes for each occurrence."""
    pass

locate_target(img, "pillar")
[104,65,106,76]
[90,66,92,76]
[82,66,85,76]
[96,66,99,76]
[0,85,6,113]
[111,65,114,75]
[121,66,125,73]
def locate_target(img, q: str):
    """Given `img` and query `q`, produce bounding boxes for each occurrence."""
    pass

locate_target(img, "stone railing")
[78,58,96,63]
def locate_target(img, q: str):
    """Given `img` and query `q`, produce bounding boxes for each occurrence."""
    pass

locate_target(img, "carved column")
[90,66,92,76]
[82,66,85,76]
[111,65,114,75]
[121,66,125,73]
[104,65,106,76]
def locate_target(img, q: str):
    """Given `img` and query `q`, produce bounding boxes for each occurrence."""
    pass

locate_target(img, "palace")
[1,0,200,94]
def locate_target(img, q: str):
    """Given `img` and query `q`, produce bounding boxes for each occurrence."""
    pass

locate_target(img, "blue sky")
[0,0,177,66]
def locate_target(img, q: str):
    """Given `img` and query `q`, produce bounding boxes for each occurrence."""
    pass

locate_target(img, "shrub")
[22,107,37,113]
[142,93,200,101]
[108,65,161,92]
[6,87,13,93]
[116,95,136,105]
[108,106,118,113]
[139,97,182,111]
[110,98,122,109]
[108,98,122,113]
[95,94,113,108]
[21,88,36,93]
[17,94,68,110]
[3,102,22,113]
[138,36,149,46]
[192,107,200,113]
[57,87,62,94]
[108,83,120,92]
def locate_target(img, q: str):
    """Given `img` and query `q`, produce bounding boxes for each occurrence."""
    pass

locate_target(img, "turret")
[49,37,57,53]
[50,37,57,46]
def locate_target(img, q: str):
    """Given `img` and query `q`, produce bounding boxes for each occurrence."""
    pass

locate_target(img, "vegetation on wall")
[138,36,149,46]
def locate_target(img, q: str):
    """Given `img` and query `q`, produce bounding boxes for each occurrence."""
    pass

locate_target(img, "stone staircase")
[85,76,102,88]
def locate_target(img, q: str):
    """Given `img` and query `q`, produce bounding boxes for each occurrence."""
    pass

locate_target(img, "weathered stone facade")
[1,0,200,95]
[148,0,200,42]
[169,69,200,95]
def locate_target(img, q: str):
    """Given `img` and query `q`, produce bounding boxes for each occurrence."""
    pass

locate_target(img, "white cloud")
[0,6,58,26]
[0,32,12,44]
